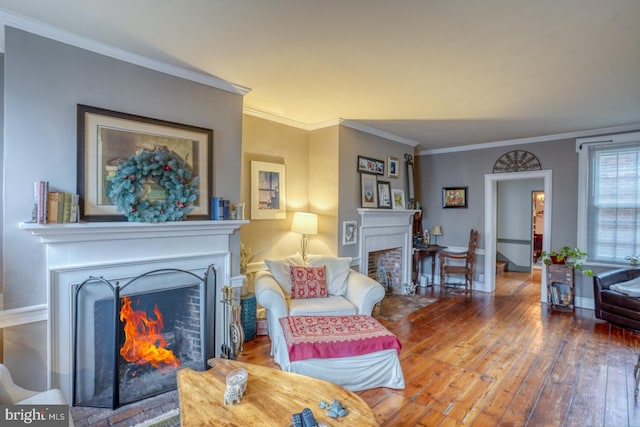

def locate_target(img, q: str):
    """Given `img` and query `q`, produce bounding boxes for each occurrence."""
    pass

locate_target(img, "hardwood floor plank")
[237,271,640,426]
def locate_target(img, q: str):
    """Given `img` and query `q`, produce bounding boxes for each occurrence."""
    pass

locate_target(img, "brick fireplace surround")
[20,220,246,409]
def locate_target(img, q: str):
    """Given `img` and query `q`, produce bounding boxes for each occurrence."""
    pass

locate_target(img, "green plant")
[240,242,257,274]
[540,246,593,276]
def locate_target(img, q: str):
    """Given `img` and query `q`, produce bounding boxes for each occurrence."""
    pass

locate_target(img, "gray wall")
[417,139,586,293]
[338,126,415,259]
[3,28,243,389]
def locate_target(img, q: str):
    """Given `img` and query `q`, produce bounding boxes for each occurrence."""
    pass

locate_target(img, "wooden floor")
[239,271,640,426]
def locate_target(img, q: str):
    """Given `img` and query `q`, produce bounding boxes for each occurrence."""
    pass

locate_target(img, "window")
[578,132,640,264]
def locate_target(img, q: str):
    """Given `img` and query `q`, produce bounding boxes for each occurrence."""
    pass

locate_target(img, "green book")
[63,192,72,223]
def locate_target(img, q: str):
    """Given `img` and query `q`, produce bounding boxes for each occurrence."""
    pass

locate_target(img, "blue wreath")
[108,148,200,222]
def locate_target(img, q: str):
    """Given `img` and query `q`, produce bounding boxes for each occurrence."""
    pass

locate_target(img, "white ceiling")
[0,0,639,152]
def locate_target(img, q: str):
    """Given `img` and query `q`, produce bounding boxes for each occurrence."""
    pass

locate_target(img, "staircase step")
[496,261,507,275]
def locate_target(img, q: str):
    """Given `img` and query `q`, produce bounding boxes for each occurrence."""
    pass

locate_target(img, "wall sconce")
[291,212,318,261]
[431,224,442,245]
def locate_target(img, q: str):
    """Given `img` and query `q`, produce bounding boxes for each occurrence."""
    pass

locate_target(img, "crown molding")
[243,107,341,130]
[418,123,640,156]
[243,108,418,146]
[339,120,420,147]
[0,9,250,96]
[243,108,320,130]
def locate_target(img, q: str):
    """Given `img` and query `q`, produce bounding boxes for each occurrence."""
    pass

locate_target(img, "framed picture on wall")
[377,180,392,208]
[343,220,358,245]
[387,157,399,178]
[442,186,468,208]
[77,104,213,221]
[392,189,406,209]
[357,155,385,175]
[360,173,378,208]
[251,161,287,220]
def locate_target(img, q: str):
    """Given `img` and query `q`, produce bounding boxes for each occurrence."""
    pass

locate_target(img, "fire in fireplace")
[73,267,214,409]
[119,295,181,371]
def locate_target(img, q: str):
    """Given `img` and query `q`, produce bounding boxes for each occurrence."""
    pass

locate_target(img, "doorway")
[532,191,544,266]
[484,170,552,302]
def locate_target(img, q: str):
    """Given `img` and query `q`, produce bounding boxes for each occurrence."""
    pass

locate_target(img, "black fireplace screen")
[73,266,215,409]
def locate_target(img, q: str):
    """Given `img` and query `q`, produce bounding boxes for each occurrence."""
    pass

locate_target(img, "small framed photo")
[392,189,406,209]
[343,221,358,245]
[357,155,385,175]
[377,180,392,209]
[442,187,468,208]
[360,173,378,208]
[387,157,399,178]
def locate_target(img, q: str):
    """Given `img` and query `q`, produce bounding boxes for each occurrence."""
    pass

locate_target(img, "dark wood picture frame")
[377,180,392,209]
[442,186,468,208]
[77,104,213,221]
[357,155,385,175]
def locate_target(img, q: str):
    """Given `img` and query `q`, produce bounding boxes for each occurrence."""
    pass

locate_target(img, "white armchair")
[254,254,385,361]
[0,364,74,426]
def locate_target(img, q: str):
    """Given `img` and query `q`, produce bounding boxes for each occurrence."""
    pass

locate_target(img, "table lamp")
[431,224,442,245]
[291,212,318,261]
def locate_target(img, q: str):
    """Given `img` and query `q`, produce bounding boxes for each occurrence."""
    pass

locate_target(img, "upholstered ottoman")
[275,315,405,391]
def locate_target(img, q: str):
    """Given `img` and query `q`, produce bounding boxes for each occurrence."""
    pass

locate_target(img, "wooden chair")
[439,229,479,293]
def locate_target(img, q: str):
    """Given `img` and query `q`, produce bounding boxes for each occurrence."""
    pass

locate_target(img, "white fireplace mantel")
[20,219,247,402]
[357,209,418,289]
[20,220,247,243]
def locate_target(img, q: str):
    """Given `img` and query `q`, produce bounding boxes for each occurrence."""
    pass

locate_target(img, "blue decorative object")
[109,148,199,222]
[319,399,348,418]
[241,293,257,340]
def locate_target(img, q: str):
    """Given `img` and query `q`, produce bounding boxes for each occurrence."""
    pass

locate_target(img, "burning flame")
[119,296,180,370]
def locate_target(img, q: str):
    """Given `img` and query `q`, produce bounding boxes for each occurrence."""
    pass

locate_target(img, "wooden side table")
[177,358,379,426]
[413,245,446,285]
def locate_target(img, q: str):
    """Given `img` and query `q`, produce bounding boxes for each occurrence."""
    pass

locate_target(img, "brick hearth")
[71,390,178,427]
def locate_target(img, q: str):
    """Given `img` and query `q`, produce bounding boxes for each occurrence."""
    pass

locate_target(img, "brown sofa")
[593,268,640,330]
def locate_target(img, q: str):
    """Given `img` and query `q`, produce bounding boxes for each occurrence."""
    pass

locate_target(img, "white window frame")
[577,131,640,267]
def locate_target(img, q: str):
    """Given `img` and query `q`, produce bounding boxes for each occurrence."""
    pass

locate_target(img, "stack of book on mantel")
[33,180,79,224]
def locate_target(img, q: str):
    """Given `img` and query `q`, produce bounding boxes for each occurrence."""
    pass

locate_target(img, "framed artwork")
[377,180,392,209]
[442,186,468,208]
[77,104,213,221]
[342,220,358,245]
[357,155,385,175]
[387,157,399,178]
[392,189,406,209]
[251,161,286,220]
[360,173,378,208]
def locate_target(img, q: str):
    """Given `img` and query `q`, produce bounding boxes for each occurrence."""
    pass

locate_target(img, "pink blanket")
[280,315,402,362]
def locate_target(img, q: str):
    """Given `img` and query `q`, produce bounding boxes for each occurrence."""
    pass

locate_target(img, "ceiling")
[0,0,639,152]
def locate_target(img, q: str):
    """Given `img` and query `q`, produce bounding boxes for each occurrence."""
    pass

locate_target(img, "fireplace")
[20,220,245,404]
[73,267,212,408]
[358,208,416,293]
[367,247,403,294]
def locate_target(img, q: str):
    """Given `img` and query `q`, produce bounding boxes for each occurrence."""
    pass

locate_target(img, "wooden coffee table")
[177,358,379,426]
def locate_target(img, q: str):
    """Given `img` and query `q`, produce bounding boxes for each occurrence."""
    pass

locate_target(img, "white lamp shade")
[291,212,318,235]
[432,224,443,236]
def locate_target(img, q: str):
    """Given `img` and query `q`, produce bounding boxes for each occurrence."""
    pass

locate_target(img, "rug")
[133,408,180,427]
[376,294,436,322]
